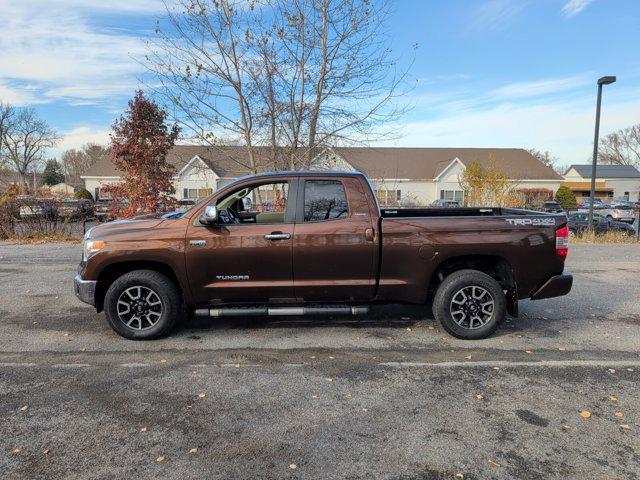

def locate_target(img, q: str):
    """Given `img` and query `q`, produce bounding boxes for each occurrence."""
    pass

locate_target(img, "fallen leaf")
[620,424,630,430]
[614,411,623,417]
[492,367,500,372]
[475,394,484,400]
[12,448,22,455]
[562,425,571,431]
[525,350,533,354]
[289,464,297,470]
[579,410,591,419]
[405,327,412,332]
[455,473,464,479]
[488,460,501,468]
[140,426,147,432]
[328,356,335,360]
[326,377,333,382]
[19,405,28,412]
[362,407,368,412]
[558,347,566,351]
[63,333,70,337]
[608,369,616,374]
[234,363,241,368]
[43,449,50,455]
[427,325,435,330]
[156,455,166,462]
[310,356,316,359]
[311,395,318,399]
[345,393,352,398]
[465,355,472,360]
[610,395,618,403]
[80,348,86,352]
[627,368,634,372]
[189,448,198,454]
[160,359,167,363]
[185,404,193,410]
[198,392,206,399]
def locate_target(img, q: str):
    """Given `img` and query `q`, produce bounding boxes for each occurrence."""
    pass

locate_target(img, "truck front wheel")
[433,269,506,339]
[104,270,182,340]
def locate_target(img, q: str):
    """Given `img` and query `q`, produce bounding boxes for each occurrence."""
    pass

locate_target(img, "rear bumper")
[74,275,97,306]
[530,273,573,300]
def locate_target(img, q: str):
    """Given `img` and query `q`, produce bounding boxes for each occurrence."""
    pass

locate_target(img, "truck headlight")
[83,239,105,262]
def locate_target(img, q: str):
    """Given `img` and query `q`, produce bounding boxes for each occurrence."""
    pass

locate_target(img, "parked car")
[567,211,608,234]
[541,201,563,213]
[608,219,636,236]
[596,205,635,224]
[57,199,94,220]
[429,199,461,208]
[17,196,58,221]
[75,171,572,341]
[580,198,604,209]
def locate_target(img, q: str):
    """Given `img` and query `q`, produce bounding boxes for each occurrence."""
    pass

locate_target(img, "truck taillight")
[555,225,569,259]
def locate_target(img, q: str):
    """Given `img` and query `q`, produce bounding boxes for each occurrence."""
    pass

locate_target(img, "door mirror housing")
[199,205,218,225]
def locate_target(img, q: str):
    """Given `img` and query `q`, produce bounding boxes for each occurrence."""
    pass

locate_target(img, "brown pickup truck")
[74,171,572,340]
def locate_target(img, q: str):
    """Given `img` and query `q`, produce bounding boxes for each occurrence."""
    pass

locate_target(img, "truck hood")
[87,215,167,238]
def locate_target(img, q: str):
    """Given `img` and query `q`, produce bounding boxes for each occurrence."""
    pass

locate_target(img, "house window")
[374,189,401,207]
[183,188,213,199]
[623,192,630,200]
[440,190,464,203]
[96,188,111,200]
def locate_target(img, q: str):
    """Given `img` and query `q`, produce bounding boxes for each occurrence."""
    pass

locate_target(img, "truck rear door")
[292,176,377,301]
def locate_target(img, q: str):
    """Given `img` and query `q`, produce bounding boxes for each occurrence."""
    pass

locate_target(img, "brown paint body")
[79,172,569,309]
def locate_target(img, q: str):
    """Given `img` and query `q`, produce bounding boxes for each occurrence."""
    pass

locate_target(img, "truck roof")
[233,170,366,181]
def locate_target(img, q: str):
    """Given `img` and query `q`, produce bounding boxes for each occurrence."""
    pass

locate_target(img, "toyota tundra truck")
[74,171,572,340]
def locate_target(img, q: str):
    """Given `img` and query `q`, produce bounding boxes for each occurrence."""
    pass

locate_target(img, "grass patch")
[571,230,639,244]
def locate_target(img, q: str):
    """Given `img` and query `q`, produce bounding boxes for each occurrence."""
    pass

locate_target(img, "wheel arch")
[95,261,184,313]
[428,254,518,316]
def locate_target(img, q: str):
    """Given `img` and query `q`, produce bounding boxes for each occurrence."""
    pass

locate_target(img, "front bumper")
[530,273,573,300]
[74,275,97,306]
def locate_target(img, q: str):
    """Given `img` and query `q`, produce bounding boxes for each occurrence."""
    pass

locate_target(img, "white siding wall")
[83,177,121,200]
[174,158,219,200]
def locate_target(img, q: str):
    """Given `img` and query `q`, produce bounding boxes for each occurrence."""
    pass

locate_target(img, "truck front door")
[185,179,296,305]
[292,177,376,302]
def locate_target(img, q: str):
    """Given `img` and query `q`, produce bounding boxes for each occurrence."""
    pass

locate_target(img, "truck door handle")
[264,232,291,240]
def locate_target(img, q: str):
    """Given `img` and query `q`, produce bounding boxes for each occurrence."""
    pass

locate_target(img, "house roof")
[565,164,640,179]
[82,145,562,181]
[332,147,563,180]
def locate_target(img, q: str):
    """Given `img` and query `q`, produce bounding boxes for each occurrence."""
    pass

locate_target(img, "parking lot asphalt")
[0,242,639,479]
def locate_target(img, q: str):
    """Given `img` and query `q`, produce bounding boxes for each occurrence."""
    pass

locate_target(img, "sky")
[1,0,639,170]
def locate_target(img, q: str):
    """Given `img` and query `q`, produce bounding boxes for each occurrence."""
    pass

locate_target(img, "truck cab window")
[304,180,348,222]
[217,181,289,224]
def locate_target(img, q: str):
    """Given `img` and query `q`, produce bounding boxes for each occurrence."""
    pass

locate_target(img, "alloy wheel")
[116,286,163,330]
[449,285,495,329]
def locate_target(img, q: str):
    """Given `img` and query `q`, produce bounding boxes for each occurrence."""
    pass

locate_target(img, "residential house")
[82,146,563,205]
[562,164,640,202]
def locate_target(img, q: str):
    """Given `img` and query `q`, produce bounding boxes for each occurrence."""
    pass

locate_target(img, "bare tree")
[61,143,109,185]
[146,0,412,172]
[0,103,16,169]
[3,108,60,186]
[598,123,640,168]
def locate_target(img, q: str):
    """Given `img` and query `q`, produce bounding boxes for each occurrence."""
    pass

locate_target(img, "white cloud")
[468,0,527,32]
[488,75,590,100]
[57,126,111,152]
[384,94,640,168]
[0,2,157,105]
[562,0,595,18]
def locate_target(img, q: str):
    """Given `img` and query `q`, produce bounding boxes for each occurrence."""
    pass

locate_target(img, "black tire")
[104,270,182,340]
[433,269,506,340]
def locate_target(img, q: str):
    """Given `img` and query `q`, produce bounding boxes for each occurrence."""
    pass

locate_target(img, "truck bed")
[380,207,548,218]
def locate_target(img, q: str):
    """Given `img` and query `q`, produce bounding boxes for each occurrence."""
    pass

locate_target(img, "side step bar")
[194,306,370,318]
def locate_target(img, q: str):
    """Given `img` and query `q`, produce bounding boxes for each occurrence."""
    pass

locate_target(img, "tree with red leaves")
[103,91,180,218]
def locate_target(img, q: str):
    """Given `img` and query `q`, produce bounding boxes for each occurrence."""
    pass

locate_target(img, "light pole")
[587,75,616,228]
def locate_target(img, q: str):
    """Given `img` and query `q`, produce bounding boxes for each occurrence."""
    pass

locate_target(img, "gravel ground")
[0,242,638,479]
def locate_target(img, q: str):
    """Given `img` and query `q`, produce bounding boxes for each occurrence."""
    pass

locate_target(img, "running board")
[194,306,369,318]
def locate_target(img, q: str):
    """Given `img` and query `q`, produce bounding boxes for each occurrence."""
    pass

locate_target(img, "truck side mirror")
[199,205,218,225]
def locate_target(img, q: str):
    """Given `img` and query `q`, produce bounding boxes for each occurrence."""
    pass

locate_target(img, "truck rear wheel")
[104,270,182,340]
[433,269,505,340]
